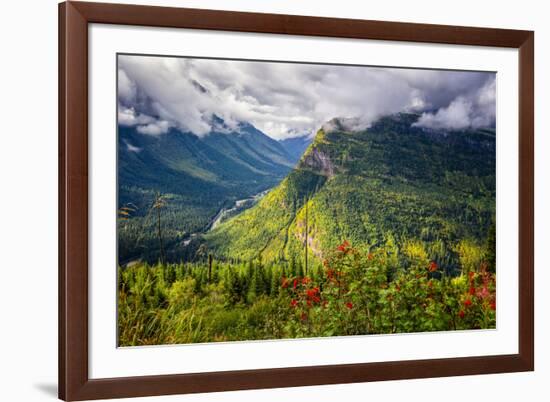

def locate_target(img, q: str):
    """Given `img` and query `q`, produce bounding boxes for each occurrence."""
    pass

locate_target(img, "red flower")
[476,285,490,300]
[290,299,298,308]
[293,279,298,290]
[469,286,476,296]
[458,310,465,319]
[468,271,475,281]
[345,302,353,309]
[490,300,496,311]
[428,261,438,272]
[463,298,473,308]
[337,240,350,253]
[306,287,321,304]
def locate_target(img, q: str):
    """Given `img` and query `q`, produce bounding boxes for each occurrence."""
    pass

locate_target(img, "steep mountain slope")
[205,113,496,272]
[118,121,296,264]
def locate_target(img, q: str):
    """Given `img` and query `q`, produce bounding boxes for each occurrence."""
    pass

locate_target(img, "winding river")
[182,189,270,246]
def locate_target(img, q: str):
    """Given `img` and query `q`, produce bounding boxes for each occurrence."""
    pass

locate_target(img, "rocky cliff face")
[300,146,335,178]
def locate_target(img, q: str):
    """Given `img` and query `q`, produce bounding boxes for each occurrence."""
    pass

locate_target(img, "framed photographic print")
[59,1,534,400]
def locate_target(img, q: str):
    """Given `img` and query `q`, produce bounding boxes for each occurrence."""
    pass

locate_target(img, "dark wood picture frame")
[59,1,534,400]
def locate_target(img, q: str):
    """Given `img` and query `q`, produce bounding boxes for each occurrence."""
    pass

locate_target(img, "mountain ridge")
[204,112,496,273]
[117,120,298,264]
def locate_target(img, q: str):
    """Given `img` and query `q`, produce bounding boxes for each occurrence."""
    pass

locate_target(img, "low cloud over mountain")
[118,55,495,140]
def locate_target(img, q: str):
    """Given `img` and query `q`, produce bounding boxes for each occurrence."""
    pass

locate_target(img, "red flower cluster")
[345,302,353,310]
[463,298,472,308]
[306,287,321,306]
[290,299,298,308]
[428,261,438,272]
[465,265,496,312]
[282,276,315,290]
[476,285,490,300]
[337,240,351,254]
[458,310,466,319]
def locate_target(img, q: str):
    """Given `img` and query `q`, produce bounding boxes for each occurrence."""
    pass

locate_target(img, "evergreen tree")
[247,269,258,303]
[175,263,185,281]
[165,264,176,285]
[296,260,304,278]
[289,256,297,277]
[270,267,280,296]
[256,266,266,296]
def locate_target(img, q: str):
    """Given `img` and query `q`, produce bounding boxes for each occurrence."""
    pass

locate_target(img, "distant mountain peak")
[278,135,313,164]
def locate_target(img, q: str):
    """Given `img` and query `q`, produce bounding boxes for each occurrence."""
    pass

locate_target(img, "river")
[182,189,270,246]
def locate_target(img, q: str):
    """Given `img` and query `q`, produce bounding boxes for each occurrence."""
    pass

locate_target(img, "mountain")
[205,113,496,273]
[117,121,297,264]
[279,135,313,163]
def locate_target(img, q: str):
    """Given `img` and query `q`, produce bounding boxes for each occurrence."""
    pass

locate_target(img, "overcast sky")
[118,54,496,140]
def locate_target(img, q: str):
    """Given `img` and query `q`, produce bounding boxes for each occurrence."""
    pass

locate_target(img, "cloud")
[118,69,137,105]
[118,55,496,139]
[136,120,172,136]
[117,105,173,135]
[118,106,155,127]
[414,76,496,130]
[123,140,141,153]
[413,97,473,130]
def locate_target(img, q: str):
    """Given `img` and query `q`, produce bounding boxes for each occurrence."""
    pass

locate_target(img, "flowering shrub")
[118,240,496,346]
[280,240,496,336]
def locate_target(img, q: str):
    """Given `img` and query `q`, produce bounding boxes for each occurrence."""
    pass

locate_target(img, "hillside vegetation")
[205,113,495,276]
[118,113,496,345]
[117,121,298,264]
